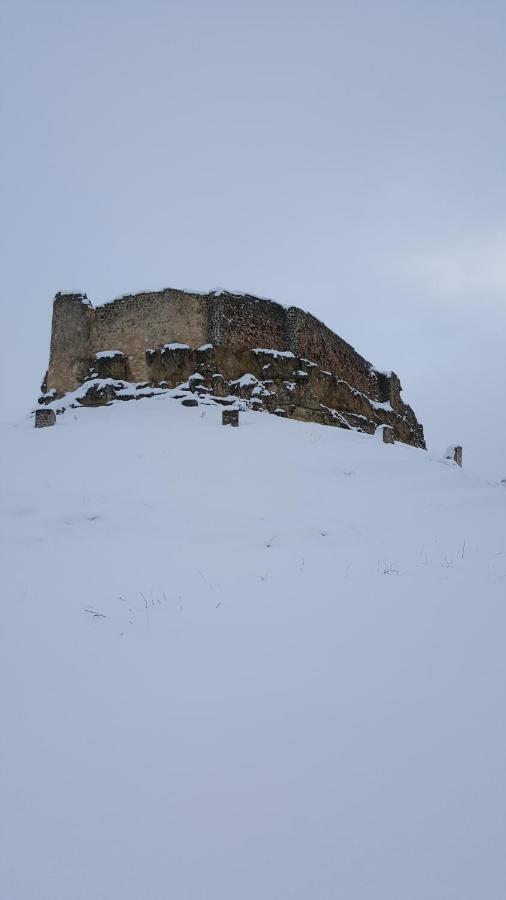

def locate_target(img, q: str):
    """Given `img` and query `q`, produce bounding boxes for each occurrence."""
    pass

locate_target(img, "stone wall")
[209,292,288,351]
[91,289,209,383]
[286,307,378,398]
[43,286,425,448]
[47,289,209,391]
[47,293,94,395]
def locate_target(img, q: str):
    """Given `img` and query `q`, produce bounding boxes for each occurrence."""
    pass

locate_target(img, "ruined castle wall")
[209,293,288,351]
[286,307,379,399]
[42,286,425,448]
[46,289,394,409]
[90,289,209,382]
[48,294,94,394]
[205,295,385,399]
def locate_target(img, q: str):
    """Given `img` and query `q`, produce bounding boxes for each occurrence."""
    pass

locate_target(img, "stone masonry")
[39,287,426,448]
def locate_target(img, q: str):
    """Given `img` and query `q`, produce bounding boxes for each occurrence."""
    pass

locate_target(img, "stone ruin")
[444,445,463,467]
[222,409,239,427]
[36,287,425,448]
[35,408,56,428]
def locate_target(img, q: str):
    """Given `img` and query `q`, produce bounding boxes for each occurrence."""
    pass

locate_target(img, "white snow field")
[1,396,505,900]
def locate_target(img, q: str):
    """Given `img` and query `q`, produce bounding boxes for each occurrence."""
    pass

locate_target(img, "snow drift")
[1,396,505,900]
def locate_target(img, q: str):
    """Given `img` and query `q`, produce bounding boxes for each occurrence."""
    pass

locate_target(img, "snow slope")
[1,397,505,900]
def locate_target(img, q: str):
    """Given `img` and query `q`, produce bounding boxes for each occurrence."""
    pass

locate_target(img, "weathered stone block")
[222,409,239,426]
[35,408,56,428]
[445,445,463,467]
[382,426,395,444]
[181,397,198,407]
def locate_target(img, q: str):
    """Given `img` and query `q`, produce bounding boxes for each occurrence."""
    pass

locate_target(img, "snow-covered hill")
[1,398,505,900]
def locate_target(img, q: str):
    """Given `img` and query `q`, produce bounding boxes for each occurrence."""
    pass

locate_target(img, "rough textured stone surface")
[445,445,463,467]
[40,287,426,448]
[222,409,239,427]
[78,382,117,407]
[35,408,56,428]
[93,351,128,381]
[382,426,395,444]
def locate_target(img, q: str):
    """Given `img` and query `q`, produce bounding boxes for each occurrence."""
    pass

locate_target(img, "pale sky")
[1,0,505,478]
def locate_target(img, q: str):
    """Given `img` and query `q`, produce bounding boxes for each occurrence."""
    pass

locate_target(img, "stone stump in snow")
[222,409,239,427]
[382,426,395,444]
[445,445,462,467]
[35,408,56,428]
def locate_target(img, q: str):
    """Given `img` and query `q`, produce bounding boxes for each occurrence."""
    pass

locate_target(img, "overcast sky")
[1,0,505,478]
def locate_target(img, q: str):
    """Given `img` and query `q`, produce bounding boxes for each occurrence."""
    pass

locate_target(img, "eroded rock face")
[93,351,128,381]
[382,426,395,444]
[176,346,423,447]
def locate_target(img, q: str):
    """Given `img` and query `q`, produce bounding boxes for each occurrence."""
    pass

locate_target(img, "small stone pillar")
[445,445,462,467]
[382,426,395,444]
[35,408,56,428]
[222,409,239,427]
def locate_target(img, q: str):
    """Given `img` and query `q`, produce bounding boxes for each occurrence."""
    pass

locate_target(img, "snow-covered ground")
[1,397,505,900]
